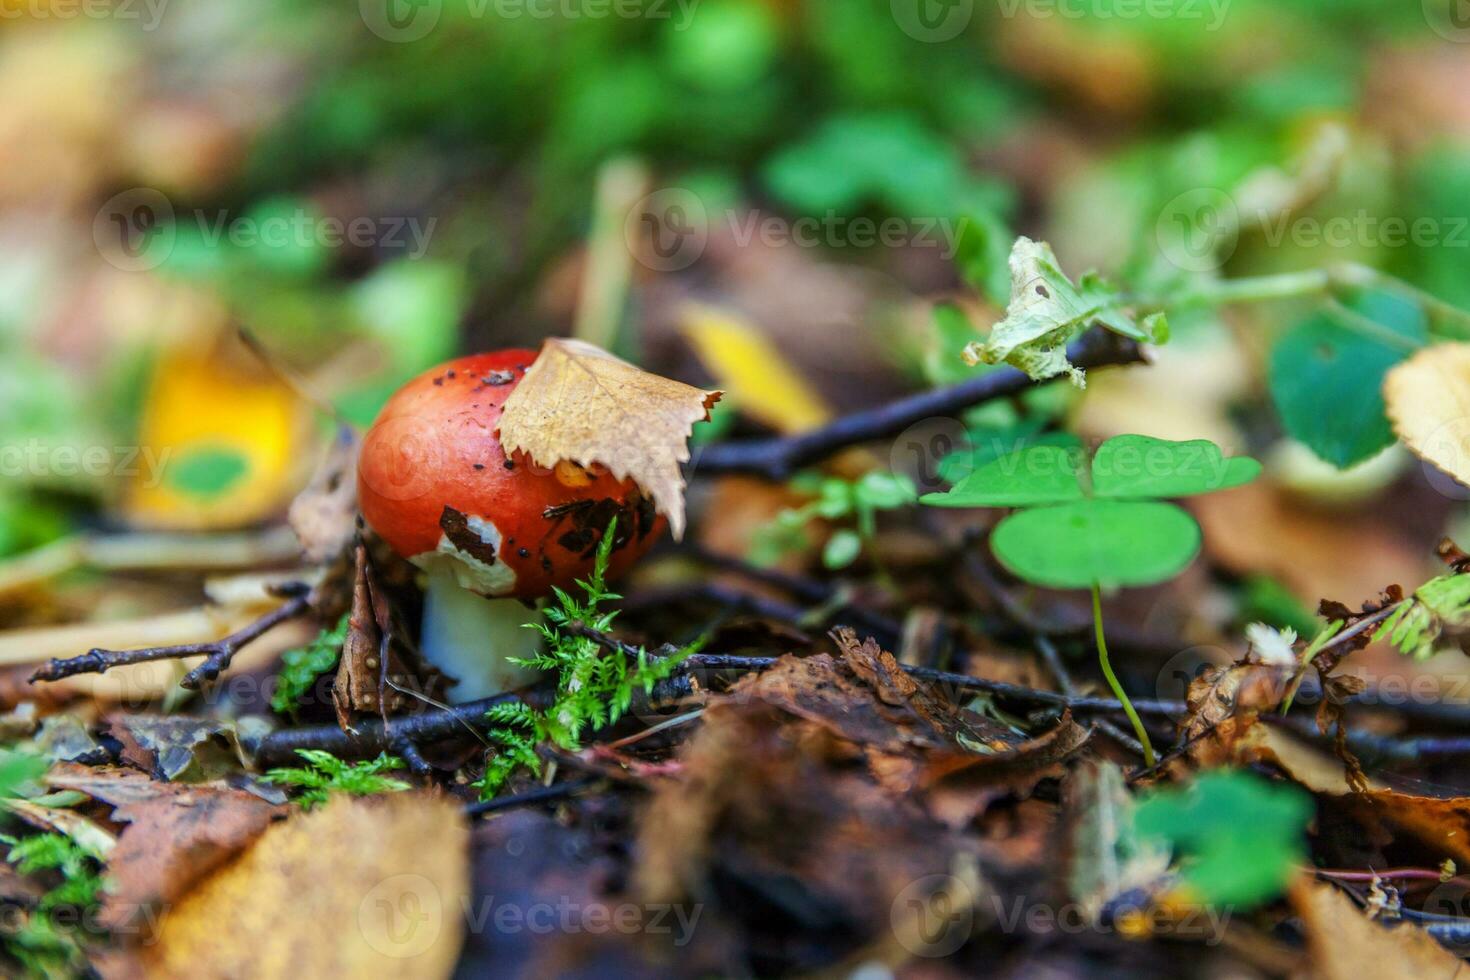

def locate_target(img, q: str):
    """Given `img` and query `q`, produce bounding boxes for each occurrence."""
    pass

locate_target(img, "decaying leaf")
[118,793,467,979]
[1384,341,1470,490]
[47,765,282,932]
[1293,879,1466,980]
[961,237,1166,387]
[633,696,970,947]
[333,539,438,728]
[288,427,360,563]
[1180,652,1291,753]
[497,337,721,538]
[104,714,271,782]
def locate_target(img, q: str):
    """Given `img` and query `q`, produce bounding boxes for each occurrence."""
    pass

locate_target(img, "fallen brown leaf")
[1293,878,1467,980]
[47,765,282,933]
[115,793,467,979]
[497,337,721,538]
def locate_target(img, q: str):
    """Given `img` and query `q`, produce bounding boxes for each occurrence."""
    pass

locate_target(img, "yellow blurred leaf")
[124,793,468,979]
[126,345,309,531]
[680,304,831,434]
[498,337,721,538]
[1384,341,1470,488]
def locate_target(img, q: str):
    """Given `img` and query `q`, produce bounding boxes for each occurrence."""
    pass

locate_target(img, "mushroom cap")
[358,349,665,599]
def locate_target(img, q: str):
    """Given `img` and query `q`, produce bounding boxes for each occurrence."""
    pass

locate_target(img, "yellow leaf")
[680,304,831,435]
[126,344,310,531]
[1384,342,1470,488]
[497,338,721,538]
[128,793,468,979]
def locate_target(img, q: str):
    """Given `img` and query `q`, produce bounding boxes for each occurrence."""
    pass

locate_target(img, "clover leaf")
[923,435,1260,590]
[962,238,1168,388]
[921,434,1260,764]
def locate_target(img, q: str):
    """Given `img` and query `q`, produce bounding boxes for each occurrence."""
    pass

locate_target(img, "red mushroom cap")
[358,349,664,599]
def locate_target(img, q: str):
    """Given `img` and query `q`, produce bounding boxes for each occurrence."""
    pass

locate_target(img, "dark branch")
[691,330,1145,479]
[462,777,602,818]
[29,584,315,689]
[253,687,554,767]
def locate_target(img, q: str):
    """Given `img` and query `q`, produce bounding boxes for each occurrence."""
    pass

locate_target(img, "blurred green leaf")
[1134,770,1310,907]
[1269,288,1426,467]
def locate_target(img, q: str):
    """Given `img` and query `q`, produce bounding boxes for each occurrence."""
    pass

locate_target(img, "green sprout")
[261,749,410,810]
[270,613,350,718]
[923,434,1261,765]
[751,471,917,574]
[475,517,697,799]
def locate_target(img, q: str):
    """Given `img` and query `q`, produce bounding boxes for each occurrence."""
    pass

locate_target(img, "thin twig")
[691,331,1144,479]
[30,585,314,689]
[463,777,602,818]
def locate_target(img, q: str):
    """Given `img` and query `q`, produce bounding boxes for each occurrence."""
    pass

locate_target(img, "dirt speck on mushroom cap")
[357,349,664,599]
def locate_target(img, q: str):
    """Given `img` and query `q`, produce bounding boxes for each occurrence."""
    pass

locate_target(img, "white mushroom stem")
[419,563,544,702]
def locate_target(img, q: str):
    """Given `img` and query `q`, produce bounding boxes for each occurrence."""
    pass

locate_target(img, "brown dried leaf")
[634,697,967,943]
[1181,658,1290,751]
[288,427,360,563]
[332,540,429,728]
[116,793,468,979]
[497,337,721,538]
[1292,878,1466,980]
[47,765,282,933]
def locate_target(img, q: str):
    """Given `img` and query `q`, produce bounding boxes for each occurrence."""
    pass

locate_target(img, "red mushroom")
[358,349,664,700]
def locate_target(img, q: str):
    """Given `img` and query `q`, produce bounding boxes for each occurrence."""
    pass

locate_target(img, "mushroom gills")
[419,562,544,702]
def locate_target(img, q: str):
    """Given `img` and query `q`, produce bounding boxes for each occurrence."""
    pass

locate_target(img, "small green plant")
[475,518,696,798]
[1134,770,1310,908]
[923,434,1261,765]
[270,613,350,718]
[261,749,410,809]
[751,471,917,571]
[0,832,106,975]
